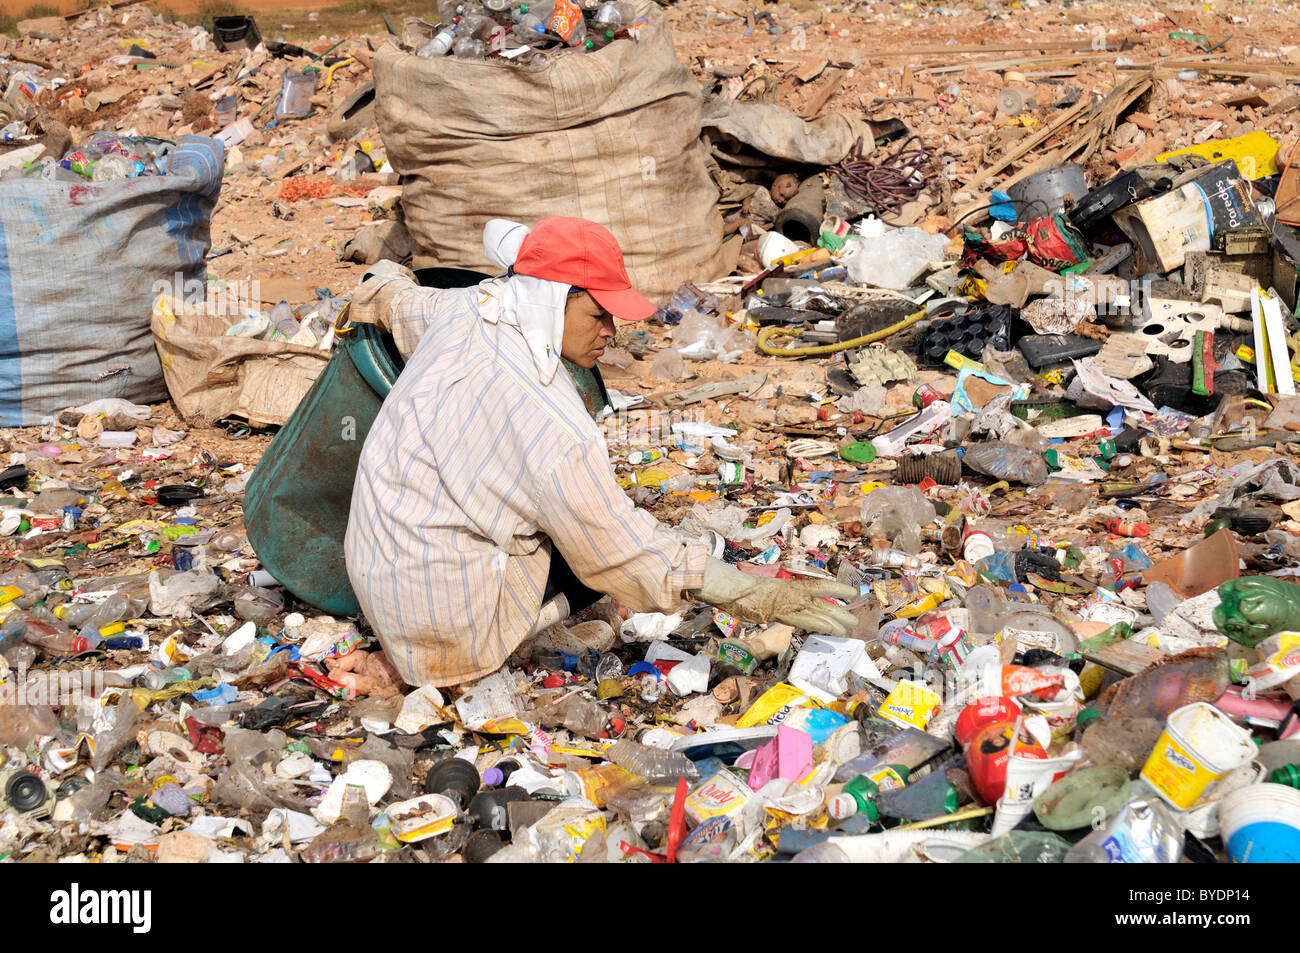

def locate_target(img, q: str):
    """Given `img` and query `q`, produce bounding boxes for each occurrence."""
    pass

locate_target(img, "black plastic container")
[212,16,263,53]
[425,758,482,807]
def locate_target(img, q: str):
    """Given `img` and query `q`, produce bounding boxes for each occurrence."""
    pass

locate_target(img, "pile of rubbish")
[1,0,1300,865]
[0,130,171,181]
[412,0,650,60]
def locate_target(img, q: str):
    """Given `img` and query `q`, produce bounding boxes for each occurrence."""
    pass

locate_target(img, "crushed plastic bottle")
[962,441,1048,485]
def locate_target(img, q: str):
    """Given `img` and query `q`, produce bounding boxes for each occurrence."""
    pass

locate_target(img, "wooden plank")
[794,58,829,84]
[189,63,226,88]
[919,50,1123,75]
[962,96,1091,190]
[1118,60,1300,75]
[866,37,1131,57]
[10,52,53,69]
[1085,640,1167,676]
[62,0,141,18]
[802,69,845,120]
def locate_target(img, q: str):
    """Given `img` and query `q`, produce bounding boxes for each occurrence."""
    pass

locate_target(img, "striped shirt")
[343,273,708,688]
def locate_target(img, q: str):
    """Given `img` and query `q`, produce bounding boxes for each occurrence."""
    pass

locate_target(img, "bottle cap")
[827,793,857,820]
[482,767,505,787]
[1075,706,1101,728]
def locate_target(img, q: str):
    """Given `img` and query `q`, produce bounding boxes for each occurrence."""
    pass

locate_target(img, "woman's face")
[561,291,616,368]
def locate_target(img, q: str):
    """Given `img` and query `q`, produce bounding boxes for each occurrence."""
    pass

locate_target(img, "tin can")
[913,383,943,409]
[718,461,744,483]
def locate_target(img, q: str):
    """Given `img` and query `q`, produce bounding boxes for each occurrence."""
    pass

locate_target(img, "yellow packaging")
[1157,130,1279,180]
[736,683,822,729]
[477,717,530,735]
[1140,702,1255,810]
[0,585,23,605]
[633,469,669,489]
[389,794,459,843]
[944,351,986,373]
[878,680,942,730]
[685,770,753,824]
[894,587,947,620]
[572,763,637,807]
[947,560,980,587]
[533,807,607,862]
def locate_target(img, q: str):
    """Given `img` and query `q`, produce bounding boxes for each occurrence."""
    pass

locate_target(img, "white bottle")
[417,30,455,57]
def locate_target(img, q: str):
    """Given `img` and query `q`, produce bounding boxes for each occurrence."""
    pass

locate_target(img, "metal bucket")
[1006,163,1088,219]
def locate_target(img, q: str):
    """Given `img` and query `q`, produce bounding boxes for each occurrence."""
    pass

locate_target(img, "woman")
[343,217,856,691]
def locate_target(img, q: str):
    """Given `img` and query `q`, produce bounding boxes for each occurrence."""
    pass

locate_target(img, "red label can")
[913,384,942,409]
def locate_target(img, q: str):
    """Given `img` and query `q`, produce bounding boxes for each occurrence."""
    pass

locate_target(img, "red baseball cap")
[512,217,657,321]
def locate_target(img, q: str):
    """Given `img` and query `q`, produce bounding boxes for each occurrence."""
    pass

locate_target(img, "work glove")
[692,557,860,638]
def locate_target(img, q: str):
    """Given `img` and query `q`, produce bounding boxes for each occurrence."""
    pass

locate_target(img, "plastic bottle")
[91,154,144,181]
[417,29,456,56]
[457,11,495,37]
[453,36,486,57]
[73,593,131,648]
[1270,764,1300,788]
[1004,425,1050,452]
[513,11,546,39]
[827,765,910,822]
[555,694,606,739]
[1214,577,1300,647]
[564,15,586,46]
[521,0,554,20]
[593,0,636,28]
[53,602,101,628]
[884,627,938,655]
[869,548,933,570]
[964,584,1009,636]
[267,301,299,340]
[17,612,89,656]
[139,667,193,690]
[605,739,700,782]
[962,441,1048,485]
[859,486,937,555]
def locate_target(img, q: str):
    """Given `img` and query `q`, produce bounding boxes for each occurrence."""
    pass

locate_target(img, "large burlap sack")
[373,2,727,302]
[151,297,330,428]
[0,135,222,426]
